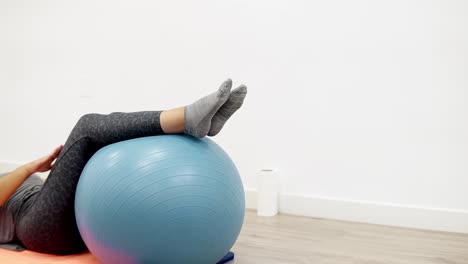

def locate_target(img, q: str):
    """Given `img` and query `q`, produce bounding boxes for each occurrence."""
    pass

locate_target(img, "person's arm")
[0,145,63,206]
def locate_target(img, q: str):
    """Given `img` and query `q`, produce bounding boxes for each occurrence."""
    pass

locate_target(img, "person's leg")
[158,80,247,136]
[15,79,238,254]
[16,111,166,254]
[160,107,185,134]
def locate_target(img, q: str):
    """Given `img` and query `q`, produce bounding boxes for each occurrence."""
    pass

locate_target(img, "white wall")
[1,1,467,232]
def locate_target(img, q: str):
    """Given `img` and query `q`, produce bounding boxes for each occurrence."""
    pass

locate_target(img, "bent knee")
[69,114,101,140]
[77,113,100,126]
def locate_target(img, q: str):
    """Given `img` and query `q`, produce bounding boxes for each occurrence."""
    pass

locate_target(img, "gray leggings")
[15,111,164,254]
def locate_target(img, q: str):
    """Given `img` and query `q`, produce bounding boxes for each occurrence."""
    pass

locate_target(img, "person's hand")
[26,145,64,174]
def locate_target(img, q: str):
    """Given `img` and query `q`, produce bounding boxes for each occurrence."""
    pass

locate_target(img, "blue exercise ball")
[75,135,245,264]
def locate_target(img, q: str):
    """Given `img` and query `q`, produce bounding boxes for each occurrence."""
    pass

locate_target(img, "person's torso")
[0,173,43,243]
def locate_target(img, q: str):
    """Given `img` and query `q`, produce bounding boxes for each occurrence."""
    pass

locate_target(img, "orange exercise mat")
[0,249,101,264]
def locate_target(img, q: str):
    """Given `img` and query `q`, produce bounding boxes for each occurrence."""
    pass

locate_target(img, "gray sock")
[208,85,247,137]
[184,79,232,138]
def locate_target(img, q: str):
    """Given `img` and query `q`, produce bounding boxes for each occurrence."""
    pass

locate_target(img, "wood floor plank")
[231,210,468,264]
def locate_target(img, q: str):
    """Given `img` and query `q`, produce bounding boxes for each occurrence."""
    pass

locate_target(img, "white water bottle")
[256,169,278,216]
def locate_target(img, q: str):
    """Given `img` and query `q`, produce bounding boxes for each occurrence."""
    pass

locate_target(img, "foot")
[208,84,247,137]
[184,79,232,138]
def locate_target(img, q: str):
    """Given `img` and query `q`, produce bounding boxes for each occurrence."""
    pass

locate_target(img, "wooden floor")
[232,210,468,264]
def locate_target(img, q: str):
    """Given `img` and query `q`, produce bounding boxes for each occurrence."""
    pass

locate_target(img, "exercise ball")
[75,135,245,264]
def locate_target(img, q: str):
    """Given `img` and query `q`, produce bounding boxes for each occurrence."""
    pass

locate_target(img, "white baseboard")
[245,188,468,234]
[2,161,466,234]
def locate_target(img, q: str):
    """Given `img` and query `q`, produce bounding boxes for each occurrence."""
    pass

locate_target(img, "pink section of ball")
[78,222,138,264]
